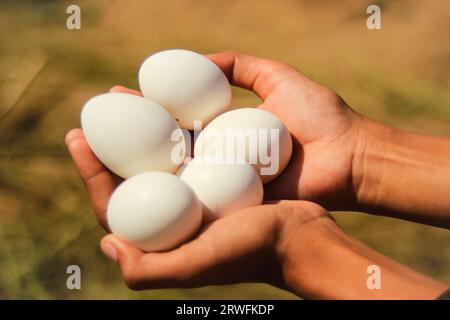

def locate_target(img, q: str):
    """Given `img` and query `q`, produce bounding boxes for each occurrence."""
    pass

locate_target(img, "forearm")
[353,118,450,228]
[278,223,447,299]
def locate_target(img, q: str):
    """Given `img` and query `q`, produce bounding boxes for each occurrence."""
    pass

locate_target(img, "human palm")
[207,51,362,210]
[97,200,333,290]
[66,118,336,292]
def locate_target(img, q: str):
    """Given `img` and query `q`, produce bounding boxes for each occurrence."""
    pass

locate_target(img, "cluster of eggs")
[81,49,292,252]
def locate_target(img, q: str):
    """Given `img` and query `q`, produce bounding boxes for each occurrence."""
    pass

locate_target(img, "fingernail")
[109,85,124,92]
[101,242,117,262]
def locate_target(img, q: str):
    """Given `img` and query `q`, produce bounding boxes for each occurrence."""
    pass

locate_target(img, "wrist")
[275,211,447,299]
[273,203,347,297]
[351,117,450,226]
[351,117,394,213]
[278,221,412,300]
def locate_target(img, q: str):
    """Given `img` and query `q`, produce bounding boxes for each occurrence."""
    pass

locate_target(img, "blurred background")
[0,0,449,299]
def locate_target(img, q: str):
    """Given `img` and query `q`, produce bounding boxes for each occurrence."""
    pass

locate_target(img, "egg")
[194,108,292,183]
[107,171,202,252]
[138,49,232,130]
[81,92,185,178]
[177,157,263,221]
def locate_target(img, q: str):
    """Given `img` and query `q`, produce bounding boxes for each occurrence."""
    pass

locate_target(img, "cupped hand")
[68,50,365,219]
[207,51,365,210]
[100,200,334,291]
[65,51,365,291]
[66,117,337,292]
[65,52,449,298]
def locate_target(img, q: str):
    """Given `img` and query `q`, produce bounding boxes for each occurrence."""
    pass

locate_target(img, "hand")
[207,51,365,210]
[66,53,449,297]
[65,105,339,292]
[67,51,369,213]
[62,130,449,299]
[97,200,336,291]
[208,51,450,227]
[66,122,446,298]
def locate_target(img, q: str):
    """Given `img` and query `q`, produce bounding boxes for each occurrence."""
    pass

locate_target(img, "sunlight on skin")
[65,51,449,299]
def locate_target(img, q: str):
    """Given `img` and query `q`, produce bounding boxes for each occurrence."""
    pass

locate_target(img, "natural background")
[0,0,449,299]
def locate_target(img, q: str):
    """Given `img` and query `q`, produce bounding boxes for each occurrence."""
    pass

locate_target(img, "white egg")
[138,49,232,130]
[81,92,185,178]
[177,157,263,221]
[107,171,202,252]
[194,108,292,183]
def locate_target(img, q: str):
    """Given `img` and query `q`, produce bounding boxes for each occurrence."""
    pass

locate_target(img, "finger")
[65,129,118,229]
[100,235,146,289]
[100,233,216,290]
[206,50,296,100]
[109,85,143,96]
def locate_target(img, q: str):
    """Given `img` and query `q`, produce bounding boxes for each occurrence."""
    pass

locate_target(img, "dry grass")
[0,0,449,299]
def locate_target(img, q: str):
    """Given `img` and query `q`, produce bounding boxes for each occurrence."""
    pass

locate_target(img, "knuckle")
[271,60,291,70]
[278,200,328,216]
[320,87,345,105]
[301,201,327,213]
[224,49,241,57]
[263,59,292,73]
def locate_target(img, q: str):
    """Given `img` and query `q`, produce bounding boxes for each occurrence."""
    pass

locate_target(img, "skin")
[66,50,450,299]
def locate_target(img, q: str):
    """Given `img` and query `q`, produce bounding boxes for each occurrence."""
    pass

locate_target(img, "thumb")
[100,234,145,287]
[205,50,293,100]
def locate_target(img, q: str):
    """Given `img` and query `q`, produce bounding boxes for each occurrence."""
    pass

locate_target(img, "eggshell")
[138,49,232,130]
[194,108,292,183]
[177,157,263,221]
[107,171,202,252]
[81,92,185,178]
